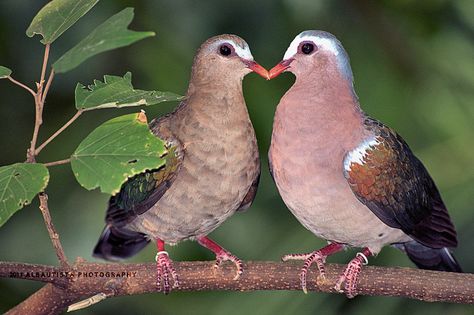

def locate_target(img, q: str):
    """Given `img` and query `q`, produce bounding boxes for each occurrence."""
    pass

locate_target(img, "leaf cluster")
[0,0,182,227]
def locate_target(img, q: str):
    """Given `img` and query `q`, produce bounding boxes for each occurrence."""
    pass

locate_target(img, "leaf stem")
[43,158,71,167]
[36,110,83,155]
[7,76,37,98]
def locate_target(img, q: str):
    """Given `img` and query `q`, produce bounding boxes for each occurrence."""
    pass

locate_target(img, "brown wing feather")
[344,117,457,248]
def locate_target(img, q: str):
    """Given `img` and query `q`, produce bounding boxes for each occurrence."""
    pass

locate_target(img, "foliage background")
[0,0,473,314]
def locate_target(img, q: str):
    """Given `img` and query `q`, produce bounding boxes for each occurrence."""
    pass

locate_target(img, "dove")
[268,30,461,298]
[93,34,268,293]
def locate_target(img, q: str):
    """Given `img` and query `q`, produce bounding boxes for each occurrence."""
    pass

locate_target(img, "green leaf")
[0,163,49,228]
[53,8,155,73]
[0,66,12,79]
[26,0,98,44]
[75,72,183,110]
[71,112,167,195]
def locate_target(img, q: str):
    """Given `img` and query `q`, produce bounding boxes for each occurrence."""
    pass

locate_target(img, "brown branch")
[27,44,51,162]
[41,69,55,104]
[43,158,71,167]
[37,43,50,102]
[0,262,69,287]
[6,76,37,97]
[1,260,473,315]
[16,43,69,273]
[35,110,83,155]
[37,193,69,269]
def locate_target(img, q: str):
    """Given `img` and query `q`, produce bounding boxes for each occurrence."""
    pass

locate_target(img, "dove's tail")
[93,225,150,261]
[399,241,462,272]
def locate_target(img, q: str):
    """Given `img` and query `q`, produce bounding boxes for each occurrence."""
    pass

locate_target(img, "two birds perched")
[93,31,461,297]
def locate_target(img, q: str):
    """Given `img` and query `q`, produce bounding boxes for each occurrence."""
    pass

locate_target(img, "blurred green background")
[1,0,473,314]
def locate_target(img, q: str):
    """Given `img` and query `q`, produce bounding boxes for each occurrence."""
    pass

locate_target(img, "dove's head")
[268,30,353,82]
[191,34,268,83]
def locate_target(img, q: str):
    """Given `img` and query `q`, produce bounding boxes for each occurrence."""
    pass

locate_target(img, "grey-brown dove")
[93,34,268,293]
[268,30,461,298]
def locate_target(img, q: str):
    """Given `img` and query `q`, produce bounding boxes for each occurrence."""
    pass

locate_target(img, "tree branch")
[37,44,50,102]
[37,193,69,269]
[16,42,69,273]
[27,44,51,162]
[41,69,55,104]
[1,260,473,314]
[6,76,37,98]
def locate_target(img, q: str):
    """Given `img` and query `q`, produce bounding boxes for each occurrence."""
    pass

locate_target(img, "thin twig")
[37,44,50,102]
[43,158,71,167]
[41,69,55,104]
[27,111,41,162]
[19,43,70,275]
[38,193,69,268]
[7,76,37,97]
[27,44,51,162]
[1,260,473,315]
[36,110,83,155]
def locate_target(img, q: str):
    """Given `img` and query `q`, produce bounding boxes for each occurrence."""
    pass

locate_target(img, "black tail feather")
[93,225,150,261]
[399,241,462,273]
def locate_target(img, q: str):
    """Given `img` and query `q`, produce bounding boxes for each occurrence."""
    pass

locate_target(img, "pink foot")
[197,236,243,280]
[282,243,344,293]
[334,248,372,298]
[155,240,179,294]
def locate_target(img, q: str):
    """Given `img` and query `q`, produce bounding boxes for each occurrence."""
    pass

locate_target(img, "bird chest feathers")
[127,101,259,243]
[269,98,408,249]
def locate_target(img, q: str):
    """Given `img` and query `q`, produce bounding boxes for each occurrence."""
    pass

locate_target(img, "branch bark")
[41,70,55,104]
[1,260,473,314]
[37,193,69,269]
[13,42,70,271]
[27,44,51,162]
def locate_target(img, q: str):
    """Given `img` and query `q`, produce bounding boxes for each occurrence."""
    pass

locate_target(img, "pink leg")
[197,236,243,280]
[334,247,372,298]
[155,239,179,294]
[282,243,344,293]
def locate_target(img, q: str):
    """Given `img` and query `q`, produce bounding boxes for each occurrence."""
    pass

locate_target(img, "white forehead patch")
[283,34,340,60]
[343,136,380,172]
[216,39,254,60]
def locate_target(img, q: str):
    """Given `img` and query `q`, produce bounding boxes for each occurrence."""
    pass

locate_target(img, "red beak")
[244,60,270,80]
[268,59,294,79]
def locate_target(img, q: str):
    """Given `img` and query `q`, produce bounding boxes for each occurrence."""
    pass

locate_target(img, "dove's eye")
[301,42,315,55]
[219,44,233,56]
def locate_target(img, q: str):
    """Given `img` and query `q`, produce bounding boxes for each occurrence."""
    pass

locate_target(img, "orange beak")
[245,60,270,80]
[268,59,294,79]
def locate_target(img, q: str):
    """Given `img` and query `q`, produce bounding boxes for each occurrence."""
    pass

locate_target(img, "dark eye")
[301,43,315,54]
[219,44,232,56]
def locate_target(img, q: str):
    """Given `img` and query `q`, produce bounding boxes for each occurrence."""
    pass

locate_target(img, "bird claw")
[334,252,367,298]
[214,250,243,280]
[282,250,327,294]
[155,251,179,294]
